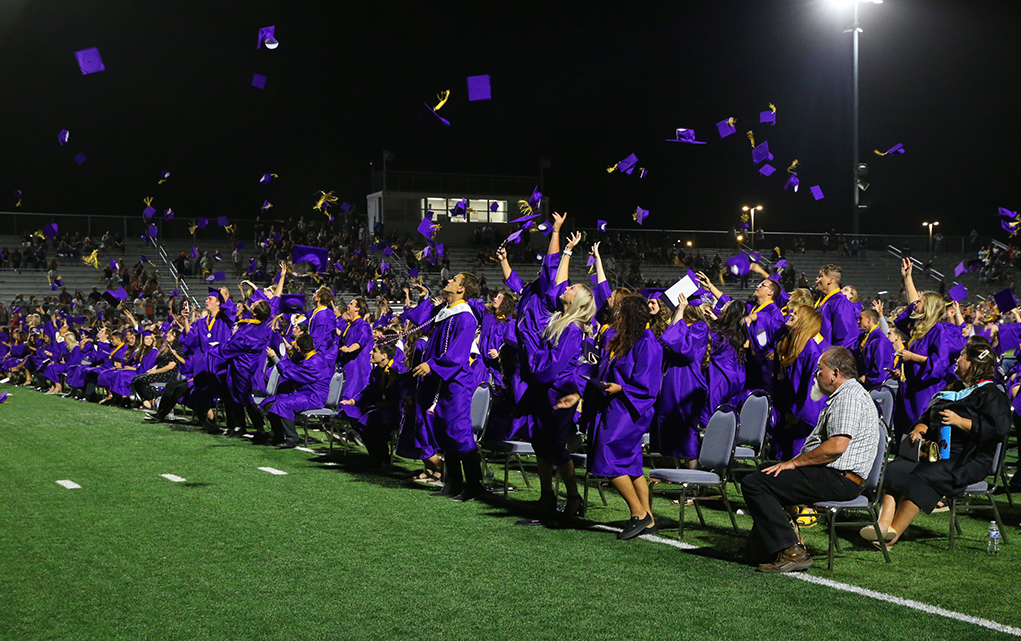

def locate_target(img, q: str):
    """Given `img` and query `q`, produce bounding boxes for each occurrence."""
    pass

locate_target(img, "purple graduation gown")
[396,336,439,460]
[817,290,857,349]
[338,318,373,401]
[181,314,232,378]
[744,300,785,392]
[530,322,586,464]
[894,309,948,436]
[703,331,746,426]
[260,351,331,421]
[108,348,158,396]
[213,319,274,404]
[654,319,709,459]
[307,306,337,369]
[590,329,664,478]
[478,313,514,389]
[856,326,895,389]
[771,335,828,459]
[409,300,479,453]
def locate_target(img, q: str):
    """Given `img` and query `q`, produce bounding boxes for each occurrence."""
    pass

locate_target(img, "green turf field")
[1,383,1018,640]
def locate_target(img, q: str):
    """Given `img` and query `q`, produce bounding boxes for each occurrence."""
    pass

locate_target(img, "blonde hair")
[543,285,595,347]
[788,288,814,310]
[909,291,944,344]
[776,305,822,367]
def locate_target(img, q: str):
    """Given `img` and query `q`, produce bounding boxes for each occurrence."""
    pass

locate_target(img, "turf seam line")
[258,466,288,475]
[595,526,1021,636]
[160,474,187,482]
[788,573,1021,637]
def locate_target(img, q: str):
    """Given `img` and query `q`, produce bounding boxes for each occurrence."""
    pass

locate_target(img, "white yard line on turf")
[295,446,315,453]
[55,480,81,489]
[594,524,1020,637]
[258,467,287,475]
[160,474,187,482]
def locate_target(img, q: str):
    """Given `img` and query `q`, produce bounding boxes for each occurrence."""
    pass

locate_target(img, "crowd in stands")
[2,213,1017,574]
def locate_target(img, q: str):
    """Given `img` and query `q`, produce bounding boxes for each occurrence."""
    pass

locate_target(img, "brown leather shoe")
[756,543,814,573]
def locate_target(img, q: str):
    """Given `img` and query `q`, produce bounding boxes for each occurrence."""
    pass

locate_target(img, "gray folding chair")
[298,371,344,449]
[731,391,771,479]
[870,387,895,436]
[814,431,892,569]
[948,439,1010,550]
[251,365,280,406]
[648,406,739,539]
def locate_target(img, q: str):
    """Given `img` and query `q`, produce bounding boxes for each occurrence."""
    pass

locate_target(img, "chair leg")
[869,506,892,564]
[515,455,531,488]
[720,485,739,533]
[678,488,687,540]
[948,499,957,550]
[827,509,837,571]
[581,468,591,517]
[503,454,510,498]
[691,492,707,527]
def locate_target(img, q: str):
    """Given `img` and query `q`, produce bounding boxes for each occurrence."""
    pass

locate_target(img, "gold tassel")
[788,159,799,173]
[873,149,887,156]
[433,90,450,111]
[747,131,755,148]
[769,103,777,113]
[188,223,198,234]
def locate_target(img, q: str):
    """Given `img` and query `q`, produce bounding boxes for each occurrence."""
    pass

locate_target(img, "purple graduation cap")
[279,294,306,315]
[205,271,226,282]
[257,25,276,49]
[409,268,420,279]
[521,220,535,231]
[948,283,968,303]
[217,216,229,227]
[997,207,1018,220]
[417,217,439,240]
[759,164,776,177]
[597,219,608,232]
[726,253,752,277]
[760,110,776,126]
[110,258,120,270]
[74,153,87,165]
[341,202,352,212]
[145,224,156,238]
[247,258,259,275]
[717,117,737,138]
[74,47,105,75]
[292,244,329,272]
[143,203,156,219]
[1002,218,1019,236]
[509,212,542,224]
[424,103,451,126]
[383,246,394,257]
[666,128,706,144]
[139,255,149,264]
[538,221,552,237]
[773,258,789,272]
[333,262,345,272]
[0,392,7,405]
[260,173,276,184]
[380,260,391,272]
[252,74,267,89]
[102,287,128,307]
[876,143,905,156]
[449,199,467,218]
[586,255,596,267]
[751,141,773,165]
[633,206,649,226]
[954,262,967,277]
[197,218,208,229]
[784,174,800,192]
[615,153,639,175]
[505,229,524,245]
[58,129,69,146]
[422,245,432,259]
[810,185,825,200]
[436,243,445,257]
[236,242,246,250]
[190,246,199,259]
[261,200,273,212]
[993,288,1018,314]
[529,186,542,209]
[159,170,170,183]
[44,223,58,239]
[467,74,491,101]
[489,201,499,213]
[213,251,223,262]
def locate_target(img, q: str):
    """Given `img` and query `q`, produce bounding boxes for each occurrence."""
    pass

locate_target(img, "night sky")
[0,0,1018,238]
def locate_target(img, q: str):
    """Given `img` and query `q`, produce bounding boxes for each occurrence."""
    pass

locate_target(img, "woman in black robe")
[866,341,1009,546]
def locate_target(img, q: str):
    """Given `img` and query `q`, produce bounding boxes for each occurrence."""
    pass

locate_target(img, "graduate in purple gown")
[43,331,81,395]
[478,291,517,391]
[841,286,864,321]
[653,298,709,465]
[408,272,486,501]
[891,260,950,437]
[529,231,595,517]
[771,305,829,459]
[394,328,442,480]
[855,307,895,390]
[940,304,968,372]
[106,330,159,401]
[260,334,331,446]
[703,301,748,425]
[307,286,338,369]
[179,290,234,379]
[559,295,663,540]
[337,297,373,401]
[814,264,857,349]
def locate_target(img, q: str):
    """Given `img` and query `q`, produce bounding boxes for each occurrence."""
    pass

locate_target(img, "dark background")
[0,0,1018,236]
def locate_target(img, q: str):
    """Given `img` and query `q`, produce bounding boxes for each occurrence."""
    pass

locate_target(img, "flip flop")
[860,526,897,542]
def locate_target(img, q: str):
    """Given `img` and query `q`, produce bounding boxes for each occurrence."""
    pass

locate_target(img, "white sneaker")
[0,378,10,384]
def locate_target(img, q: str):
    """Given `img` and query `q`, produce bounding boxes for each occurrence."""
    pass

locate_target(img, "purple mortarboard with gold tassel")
[292,245,329,272]
[717,117,737,138]
[142,198,156,219]
[760,103,777,126]
[44,223,58,239]
[752,141,773,165]
[874,143,905,156]
[417,217,439,240]
[424,89,451,126]
[948,283,968,303]
[633,206,649,226]
[608,153,639,175]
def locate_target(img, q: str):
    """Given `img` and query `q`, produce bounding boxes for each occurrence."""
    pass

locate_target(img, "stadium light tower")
[834,0,884,235]
[923,221,939,253]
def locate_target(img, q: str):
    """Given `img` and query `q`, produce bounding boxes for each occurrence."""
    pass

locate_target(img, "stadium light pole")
[742,205,763,249]
[836,0,884,235]
[923,221,939,254]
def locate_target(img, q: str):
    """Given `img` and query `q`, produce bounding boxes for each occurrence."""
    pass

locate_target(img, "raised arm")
[548,211,566,256]
[496,246,512,282]
[555,231,582,286]
[593,241,607,284]
[901,258,918,303]
[696,271,723,302]
[273,261,287,299]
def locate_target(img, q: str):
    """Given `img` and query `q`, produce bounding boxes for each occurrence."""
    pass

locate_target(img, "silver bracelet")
[563,250,573,257]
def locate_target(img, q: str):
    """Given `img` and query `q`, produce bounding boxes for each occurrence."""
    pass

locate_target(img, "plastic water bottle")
[988,522,1001,555]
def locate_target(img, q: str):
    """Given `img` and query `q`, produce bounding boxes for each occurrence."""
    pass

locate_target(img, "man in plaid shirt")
[743,346,883,573]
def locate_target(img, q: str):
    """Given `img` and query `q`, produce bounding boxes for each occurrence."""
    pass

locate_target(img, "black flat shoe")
[429,484,463,498]
[617,513,654,540]
[224,428,247,439]
[451,484,487,502]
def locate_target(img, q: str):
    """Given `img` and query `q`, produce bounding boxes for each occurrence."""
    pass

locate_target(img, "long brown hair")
[607,295,650,359]
[649,298,671,337]
[776,305,822,367]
